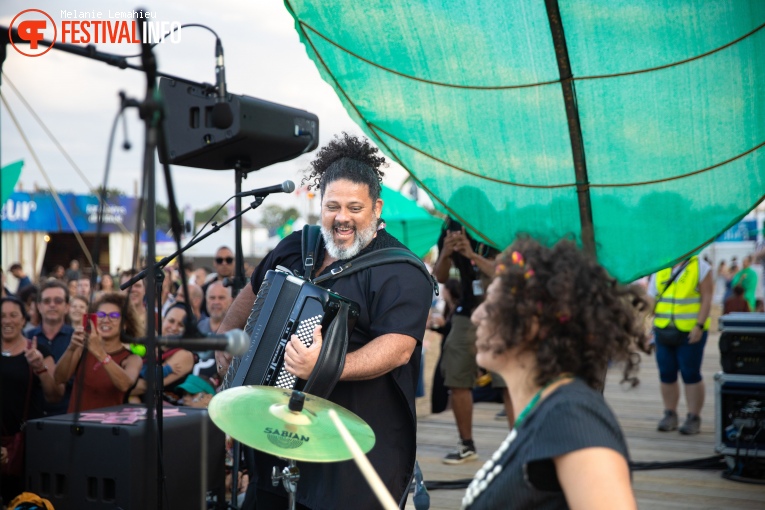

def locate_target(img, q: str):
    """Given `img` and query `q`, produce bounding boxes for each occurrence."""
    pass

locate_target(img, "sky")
[0,0,413,223]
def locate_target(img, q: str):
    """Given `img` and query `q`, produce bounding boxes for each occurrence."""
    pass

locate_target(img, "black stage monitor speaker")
[25,405,225,510]
[714,372,765,459]
[158,77,319,171]
[719,313,765,375]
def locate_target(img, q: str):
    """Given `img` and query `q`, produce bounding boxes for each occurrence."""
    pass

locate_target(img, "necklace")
[462,373,574,509]
[2,340,21,357]
[514,373,574,428]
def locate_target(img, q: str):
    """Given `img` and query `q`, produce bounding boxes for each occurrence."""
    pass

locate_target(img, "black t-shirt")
[247,229,433,509]
[436,228,498,316]
[1,343,53,435]
[463,379,629,510]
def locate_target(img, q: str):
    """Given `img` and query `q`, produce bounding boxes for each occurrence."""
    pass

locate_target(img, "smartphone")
[82,313,97,332]
[448,219,463,232]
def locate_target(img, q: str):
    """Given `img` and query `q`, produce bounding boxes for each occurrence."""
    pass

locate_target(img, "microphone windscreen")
[211,102,234,130]
[283,180,296,193]
[227,329,250,356]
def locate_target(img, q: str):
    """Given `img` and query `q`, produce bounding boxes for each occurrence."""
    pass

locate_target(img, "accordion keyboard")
[274,314,323,389]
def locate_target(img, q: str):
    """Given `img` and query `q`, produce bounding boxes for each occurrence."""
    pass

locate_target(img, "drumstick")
[328,409,399,510]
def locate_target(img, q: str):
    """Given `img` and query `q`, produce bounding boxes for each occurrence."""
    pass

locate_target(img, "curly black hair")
[481,237,649,390]
[301,133,386,202]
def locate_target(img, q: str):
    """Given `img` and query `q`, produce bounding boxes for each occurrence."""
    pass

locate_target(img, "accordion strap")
[303,301,351,398]
[301,225,323,279]
[313,247,438,296]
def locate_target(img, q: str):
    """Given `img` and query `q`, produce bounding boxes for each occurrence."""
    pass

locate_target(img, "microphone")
[236,180,296,198]
[211,38,234,129]
[132,329,249,356]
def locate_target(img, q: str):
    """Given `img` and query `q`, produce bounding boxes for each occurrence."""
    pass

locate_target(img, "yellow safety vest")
[653,256,710,332]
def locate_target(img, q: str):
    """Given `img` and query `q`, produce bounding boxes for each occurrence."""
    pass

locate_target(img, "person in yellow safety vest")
[648,255,713,435]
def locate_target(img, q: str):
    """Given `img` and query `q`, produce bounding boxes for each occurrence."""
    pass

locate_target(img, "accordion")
[226,268,360,398]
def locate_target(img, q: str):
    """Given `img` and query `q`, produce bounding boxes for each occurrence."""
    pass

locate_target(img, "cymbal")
[209,385,376,463]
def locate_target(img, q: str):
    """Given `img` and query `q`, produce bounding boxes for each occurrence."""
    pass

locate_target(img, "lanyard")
[513,373,573,428]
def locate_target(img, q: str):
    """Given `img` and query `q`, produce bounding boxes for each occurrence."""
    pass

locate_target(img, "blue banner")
[716,219,758,242]
[1,192,139,234]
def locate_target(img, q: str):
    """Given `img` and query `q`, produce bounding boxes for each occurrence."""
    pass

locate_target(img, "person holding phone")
[434,218,511,465]
[54,292,143,412]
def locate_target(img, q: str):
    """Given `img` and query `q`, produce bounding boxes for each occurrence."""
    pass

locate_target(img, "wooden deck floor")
[407,324,765,510]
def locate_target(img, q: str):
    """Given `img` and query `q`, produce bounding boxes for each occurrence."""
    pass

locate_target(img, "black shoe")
[442,441,478,465]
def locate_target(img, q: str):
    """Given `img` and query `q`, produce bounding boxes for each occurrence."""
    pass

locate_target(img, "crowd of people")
[1,251,238,505]
[2,132,762,509]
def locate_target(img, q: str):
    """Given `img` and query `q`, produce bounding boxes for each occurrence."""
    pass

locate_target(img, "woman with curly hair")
[462,238,647,510]
[54,292,143,412]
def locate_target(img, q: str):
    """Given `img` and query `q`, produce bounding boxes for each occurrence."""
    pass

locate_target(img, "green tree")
[144,203,181,232]
[92,186,126,199]
[194,203,228,226]
[260,205,300,233]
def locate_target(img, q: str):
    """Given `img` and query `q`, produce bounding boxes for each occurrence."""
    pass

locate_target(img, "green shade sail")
[1,160,24,204]
[286,0,765,282]
[380,184,444,258]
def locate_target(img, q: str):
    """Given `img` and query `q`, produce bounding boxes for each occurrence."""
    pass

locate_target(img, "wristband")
[102,354,112,365]
[696,323,704,330]
[34,365,48,375]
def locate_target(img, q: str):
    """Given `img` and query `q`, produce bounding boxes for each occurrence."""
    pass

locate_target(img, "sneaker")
[494,409,507,421]
[679,413,701,435]
[443,441,478,465]
[657,410,678,431]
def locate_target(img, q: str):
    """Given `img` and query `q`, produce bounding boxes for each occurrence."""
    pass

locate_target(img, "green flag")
[277,217,296,239]
[1,160,24,204]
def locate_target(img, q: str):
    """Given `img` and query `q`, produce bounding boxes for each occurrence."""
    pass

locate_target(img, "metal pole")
[544,0,597,258]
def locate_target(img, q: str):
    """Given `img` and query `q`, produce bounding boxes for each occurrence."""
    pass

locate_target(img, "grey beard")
[321,218,378,260]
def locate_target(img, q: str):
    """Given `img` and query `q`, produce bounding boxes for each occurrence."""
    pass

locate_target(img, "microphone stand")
[153,266,165,499]
[1,19,234,509]
[229,162,254,508]
[135,14,162,509]
[232,164,250,298]
[120,195,266,291]
[1,26,199,86]
[0,14,169,508]
[124,192,264,510]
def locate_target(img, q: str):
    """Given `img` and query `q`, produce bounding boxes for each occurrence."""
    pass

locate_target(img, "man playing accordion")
[216,133,433,510]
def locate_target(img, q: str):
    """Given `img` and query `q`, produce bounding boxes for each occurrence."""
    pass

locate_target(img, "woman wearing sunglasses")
[54,292,143,412]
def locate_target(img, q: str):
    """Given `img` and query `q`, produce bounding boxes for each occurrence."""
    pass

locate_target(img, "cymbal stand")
[272,460,300,510]
[271,391,306,510]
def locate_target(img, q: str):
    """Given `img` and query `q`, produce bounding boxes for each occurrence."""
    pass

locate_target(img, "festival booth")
[1,163,140,281]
